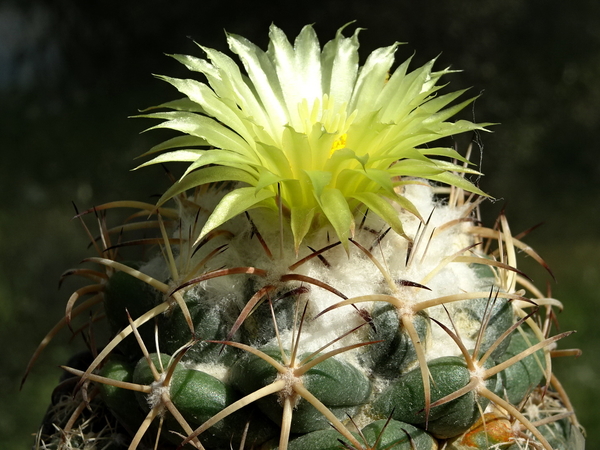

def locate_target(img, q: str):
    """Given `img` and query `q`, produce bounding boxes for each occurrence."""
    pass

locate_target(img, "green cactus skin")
[359,419,439,450]
[131,353,276,448]
[284,419,438,450]
[158,290,242,366]
[364,305,430,378]
[231,348,371,433]
[498,326,546,405]
[99,355,146,435]
[284,428,355,450]
[27,24,584,450]
[372,356,500,439]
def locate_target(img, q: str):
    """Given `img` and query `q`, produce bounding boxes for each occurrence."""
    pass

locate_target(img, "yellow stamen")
[330,133,347,156]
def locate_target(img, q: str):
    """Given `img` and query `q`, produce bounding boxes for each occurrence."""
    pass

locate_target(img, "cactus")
[27,24,585,450]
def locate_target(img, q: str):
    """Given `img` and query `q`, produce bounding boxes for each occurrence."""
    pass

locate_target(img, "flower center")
[329,133,347,156]
[297,95,357,135]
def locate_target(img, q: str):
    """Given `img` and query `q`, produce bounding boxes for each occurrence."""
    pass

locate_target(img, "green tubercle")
[137,23,490,250]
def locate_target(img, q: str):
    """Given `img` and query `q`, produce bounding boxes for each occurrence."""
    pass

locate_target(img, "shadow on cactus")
[25,24,585,450]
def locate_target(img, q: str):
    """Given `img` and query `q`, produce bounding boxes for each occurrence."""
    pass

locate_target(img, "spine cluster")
[28,182,583,450]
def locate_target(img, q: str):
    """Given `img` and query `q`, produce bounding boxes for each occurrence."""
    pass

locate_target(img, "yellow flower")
[138,24,489,251]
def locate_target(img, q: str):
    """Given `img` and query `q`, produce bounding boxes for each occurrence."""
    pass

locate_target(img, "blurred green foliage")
[1,0,598,448]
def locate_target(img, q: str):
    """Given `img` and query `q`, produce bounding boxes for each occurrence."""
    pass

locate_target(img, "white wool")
[184,361,230,382]
[139,255,171,285]
[152,182,490,371]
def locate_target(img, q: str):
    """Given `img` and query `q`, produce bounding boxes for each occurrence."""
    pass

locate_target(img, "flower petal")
[139,135,209,158]
[291,206,316,252]
[141,111,252,156]
[157,166,258,207]
[198,187,276,242]
[141,24,493,248]
[316,187,355,249]
[227,31,288,133]
[351,191,409,240]
[349,43,399,116]
[134,150,203,169]
[269,24,322,129]
[322,25,361,108]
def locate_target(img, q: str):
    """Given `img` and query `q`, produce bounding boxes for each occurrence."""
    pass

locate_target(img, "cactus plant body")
[27,24,584,450]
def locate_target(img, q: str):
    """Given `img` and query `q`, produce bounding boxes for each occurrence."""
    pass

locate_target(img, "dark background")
[1,0,599,448]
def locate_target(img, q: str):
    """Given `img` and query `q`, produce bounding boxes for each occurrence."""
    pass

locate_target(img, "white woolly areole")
[257,182,489,363]
[147,373,169,411]
[152,182,494,374]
